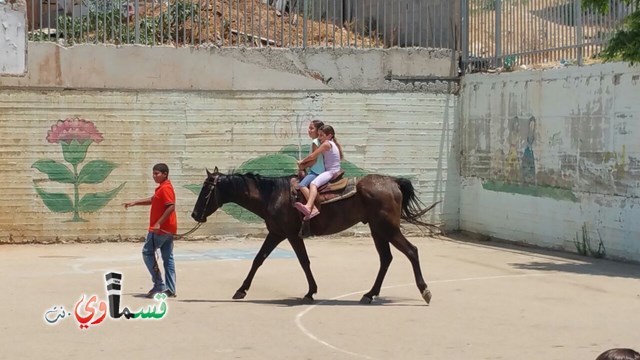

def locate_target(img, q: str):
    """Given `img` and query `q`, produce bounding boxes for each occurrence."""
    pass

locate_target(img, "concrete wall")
[0,43,458,243]
[459,62,640,262]
[0,90,457,242]
[0,42,455,91]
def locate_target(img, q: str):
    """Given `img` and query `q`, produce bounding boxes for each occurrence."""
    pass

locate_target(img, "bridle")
[173,174,219,239]
[200,174,220,219]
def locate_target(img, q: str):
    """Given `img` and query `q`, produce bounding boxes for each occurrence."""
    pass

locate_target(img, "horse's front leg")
[233,232,285,300]
[287,236,318,303]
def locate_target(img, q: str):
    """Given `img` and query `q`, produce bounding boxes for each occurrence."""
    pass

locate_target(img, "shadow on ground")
[177,297,424,307]
[445,231,640,280]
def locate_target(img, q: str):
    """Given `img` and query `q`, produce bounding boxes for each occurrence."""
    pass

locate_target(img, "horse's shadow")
[177,297,425,307]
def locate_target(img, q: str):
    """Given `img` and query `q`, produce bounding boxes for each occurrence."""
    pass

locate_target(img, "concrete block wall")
[459,62,640,262]
[0,43,459,243]
[0,89,457,242]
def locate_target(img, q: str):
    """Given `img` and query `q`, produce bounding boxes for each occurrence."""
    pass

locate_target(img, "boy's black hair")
[153,163,169,175]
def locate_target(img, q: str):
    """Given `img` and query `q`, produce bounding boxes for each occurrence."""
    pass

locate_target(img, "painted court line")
[294,273,552,360]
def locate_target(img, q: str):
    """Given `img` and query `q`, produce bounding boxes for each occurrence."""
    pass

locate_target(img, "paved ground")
[1,233,639,360]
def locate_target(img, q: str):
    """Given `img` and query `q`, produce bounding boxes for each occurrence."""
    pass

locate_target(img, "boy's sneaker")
[146,288,164,298]
[163,289,177,298]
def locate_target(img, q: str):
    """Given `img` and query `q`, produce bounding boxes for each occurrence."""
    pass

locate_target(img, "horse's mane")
[225,172,295,203]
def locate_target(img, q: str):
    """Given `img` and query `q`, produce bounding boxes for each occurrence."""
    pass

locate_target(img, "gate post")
[575,0,583,65]
[461,0,469,74]
[495,0,502,68]
[302,0,308,48]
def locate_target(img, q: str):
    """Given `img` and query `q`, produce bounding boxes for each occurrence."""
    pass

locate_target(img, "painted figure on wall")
[505,117,521,182]
[521,116,536,184]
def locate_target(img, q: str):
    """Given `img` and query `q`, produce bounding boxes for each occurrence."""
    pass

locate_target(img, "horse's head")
[191,167,223,223]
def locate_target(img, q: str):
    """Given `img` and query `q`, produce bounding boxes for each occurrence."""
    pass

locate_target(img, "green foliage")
[599,11,640,64]
[583,0,639,12]
[575,223,606,259]
[33,0,202,46]
[27,29,57,42]
[503,55,517,71]
[582,0,640,64]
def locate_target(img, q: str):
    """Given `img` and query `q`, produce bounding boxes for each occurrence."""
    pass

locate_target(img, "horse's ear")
[206,168,212,177]
[213,166,219,173]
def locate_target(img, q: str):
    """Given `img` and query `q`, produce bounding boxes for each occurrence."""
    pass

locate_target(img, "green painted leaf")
[278,144,368,177]
[34,184,73,213]
[279,144,311,160]
[60,140,91,166]
[78,182,126,212]
[32,160,75,183]
[230,153,299,222]
[341,161,369,177]
[222,204,264,224]
[184,184,202,195]
[237,153,298,176]
[183,185,262,223]
[78,160,117,184]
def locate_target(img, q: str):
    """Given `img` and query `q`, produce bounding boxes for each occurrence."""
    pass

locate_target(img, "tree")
[582,0,640,64]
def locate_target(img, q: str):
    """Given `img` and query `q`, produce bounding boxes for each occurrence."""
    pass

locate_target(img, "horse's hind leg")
[360,228,393,304]
[287,236,318,303]
[233,232,285,300]
[389,230,431,304]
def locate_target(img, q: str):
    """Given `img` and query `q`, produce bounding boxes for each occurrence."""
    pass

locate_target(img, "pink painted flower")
[46,117,104,145]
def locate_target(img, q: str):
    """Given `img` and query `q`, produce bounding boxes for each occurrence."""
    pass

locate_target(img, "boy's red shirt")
[149,179,177,234]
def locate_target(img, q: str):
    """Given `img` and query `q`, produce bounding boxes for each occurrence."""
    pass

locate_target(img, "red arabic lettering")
[74,295,107,329]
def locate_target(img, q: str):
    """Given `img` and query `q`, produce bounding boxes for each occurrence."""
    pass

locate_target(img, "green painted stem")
[72,163,81,222]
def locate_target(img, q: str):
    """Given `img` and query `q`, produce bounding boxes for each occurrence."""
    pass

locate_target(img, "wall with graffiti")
[460,62,640,261]
[0,90,457,242]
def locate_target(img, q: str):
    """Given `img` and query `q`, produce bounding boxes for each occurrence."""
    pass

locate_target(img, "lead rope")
[172,222,204,240]
[150,222,203,293]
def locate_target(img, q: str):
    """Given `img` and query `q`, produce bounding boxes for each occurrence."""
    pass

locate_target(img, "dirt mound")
[144,0,378,47]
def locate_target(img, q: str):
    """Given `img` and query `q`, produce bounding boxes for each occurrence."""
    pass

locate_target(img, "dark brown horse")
[191,167,439,304]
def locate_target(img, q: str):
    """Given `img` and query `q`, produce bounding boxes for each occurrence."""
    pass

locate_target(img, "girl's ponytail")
[333,137,344,160]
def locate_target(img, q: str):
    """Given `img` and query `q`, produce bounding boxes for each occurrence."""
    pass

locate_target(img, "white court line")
[294,273,551,360]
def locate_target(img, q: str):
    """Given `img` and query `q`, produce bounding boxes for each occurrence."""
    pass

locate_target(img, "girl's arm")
[298,142,319,176]
[298,142,329,170]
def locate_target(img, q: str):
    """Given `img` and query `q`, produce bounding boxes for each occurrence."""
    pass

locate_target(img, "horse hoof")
[422,289,432,304]
[359,295,373,304]
[302,296,314,304]
[232,290,246,300]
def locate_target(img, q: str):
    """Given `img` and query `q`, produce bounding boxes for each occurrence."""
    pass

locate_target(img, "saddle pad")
[319,177,348,193]
[318,177,358,205]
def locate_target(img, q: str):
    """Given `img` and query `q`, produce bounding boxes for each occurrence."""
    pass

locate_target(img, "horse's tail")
[396,178,441,233]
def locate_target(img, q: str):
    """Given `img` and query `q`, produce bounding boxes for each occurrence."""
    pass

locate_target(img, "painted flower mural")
[32,117,125,222]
